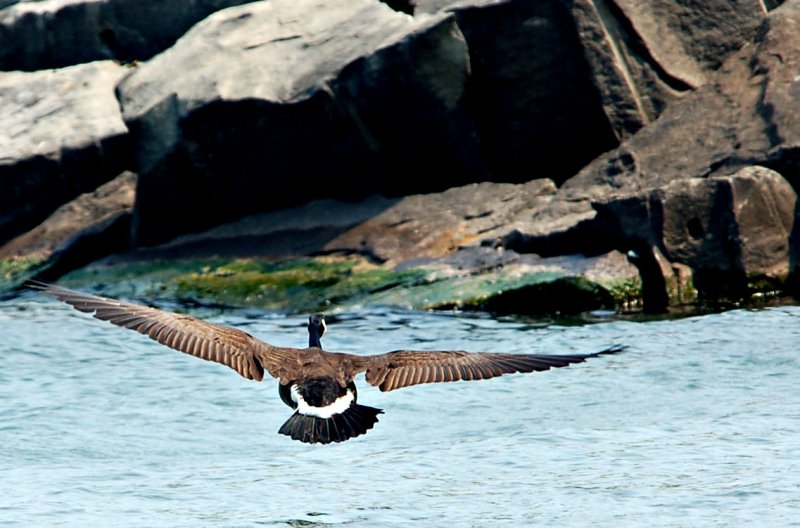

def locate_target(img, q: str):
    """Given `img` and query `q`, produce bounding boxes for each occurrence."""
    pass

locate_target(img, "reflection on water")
[1,295,799,527]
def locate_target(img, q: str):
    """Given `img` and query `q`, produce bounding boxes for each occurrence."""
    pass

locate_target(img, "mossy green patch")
[0,257,46,292]
[607,277,644,311]
[55,257,627,316]
[63,257,428,313]
[171,258,431,312]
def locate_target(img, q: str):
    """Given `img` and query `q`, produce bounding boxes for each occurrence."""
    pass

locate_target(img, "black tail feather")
[278,403,383,444]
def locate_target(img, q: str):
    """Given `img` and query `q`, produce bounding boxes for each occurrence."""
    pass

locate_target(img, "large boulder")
[412,0,776,183]
[416,0,619,183]
[118,0,484,246]
[0,0,259,71]
[595,166,796,302]
[0,60,130,247]
[572,0,776,140]
[561,0,800,201]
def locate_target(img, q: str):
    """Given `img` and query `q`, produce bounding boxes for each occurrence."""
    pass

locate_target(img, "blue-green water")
[1,294,799,527]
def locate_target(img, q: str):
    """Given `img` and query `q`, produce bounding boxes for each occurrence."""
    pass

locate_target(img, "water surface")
[1,295,799,526]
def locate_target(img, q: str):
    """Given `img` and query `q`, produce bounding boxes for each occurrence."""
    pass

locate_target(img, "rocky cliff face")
[1,0,798,315]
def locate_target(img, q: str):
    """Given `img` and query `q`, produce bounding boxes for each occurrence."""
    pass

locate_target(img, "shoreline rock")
[3,0,799,317]
[0,61,130,246]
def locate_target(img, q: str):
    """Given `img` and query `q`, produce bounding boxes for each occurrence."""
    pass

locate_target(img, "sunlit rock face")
[117,0,484,246]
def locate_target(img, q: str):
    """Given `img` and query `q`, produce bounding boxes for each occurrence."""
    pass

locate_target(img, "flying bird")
[29,282,622,445]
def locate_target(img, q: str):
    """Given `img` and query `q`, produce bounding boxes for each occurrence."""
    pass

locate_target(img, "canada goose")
[29,282,622,445]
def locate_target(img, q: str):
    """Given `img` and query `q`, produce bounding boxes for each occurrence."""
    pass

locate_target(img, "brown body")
[30,282,622,444]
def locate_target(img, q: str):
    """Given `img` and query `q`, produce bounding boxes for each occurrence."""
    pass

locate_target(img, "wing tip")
[23,279,50,291]
[595,344,627,356]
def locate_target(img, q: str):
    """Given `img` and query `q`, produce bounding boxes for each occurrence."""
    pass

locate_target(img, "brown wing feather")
[31,282,297,382]
[358,347,621,392]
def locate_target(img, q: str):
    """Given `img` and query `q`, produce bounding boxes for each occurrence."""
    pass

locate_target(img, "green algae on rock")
[51,256,621,316]
[169,258,429,312]
[0,257,46,290]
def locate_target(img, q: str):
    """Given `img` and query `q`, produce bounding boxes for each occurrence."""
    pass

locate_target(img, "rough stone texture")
[419,0,619,183]
[572,0,773,140]
[325,179,558,265]
[375,247,637,314]
[0,0,259,71]
[417,0,774,148]
[118,0,484,246]
[562,0,800,201]
[0,170,135,261]
[0,60,130,246]
[595,166,797,301]
[0,170,136,284]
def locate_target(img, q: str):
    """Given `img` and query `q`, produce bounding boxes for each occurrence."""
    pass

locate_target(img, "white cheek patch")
[292,386,354,419]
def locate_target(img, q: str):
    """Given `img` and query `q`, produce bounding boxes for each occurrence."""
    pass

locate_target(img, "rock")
[0,171,136,260]
[115,179,558,266]
[595,166,796,302]
[413,0,774,179]
[67,247,637,316]
[0,60,130,247]
[0,0,259,71]
[112,195,399,261]
[357,248,638,314]
[561,0,800,201]
[572,0,773,140]
[118,0,484,246]
[0,171,136,289]
[416,0,619,183]
[325,179,558,264]
[76,177,638,315]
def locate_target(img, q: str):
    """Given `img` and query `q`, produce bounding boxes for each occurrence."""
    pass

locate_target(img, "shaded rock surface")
[0,171,135,286]
[0,0,259,71]
[116,196,400,261]
[325,180,558,264]
[0,170,135,262]
[414,0,777,171]
[0,60,130,246]
[417,0,619,183]
[572,0,773,140]
[118,0,483,246]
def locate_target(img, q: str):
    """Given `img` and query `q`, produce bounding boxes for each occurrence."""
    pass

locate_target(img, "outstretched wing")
[357,347,622,392]
[29,282,296,382]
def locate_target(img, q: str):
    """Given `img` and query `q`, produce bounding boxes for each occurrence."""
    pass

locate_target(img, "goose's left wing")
[355,347,622,392]
[28,282,297,382]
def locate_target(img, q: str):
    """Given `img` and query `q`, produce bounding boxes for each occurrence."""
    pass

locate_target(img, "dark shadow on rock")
[28,213,132,284]
[380,0,414,14]
[785,192,800,296]
[452,0,618,184]
[123,196,401,264]
[498,214,617,258]
[592,196,669,313]
[473,277,615,316]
